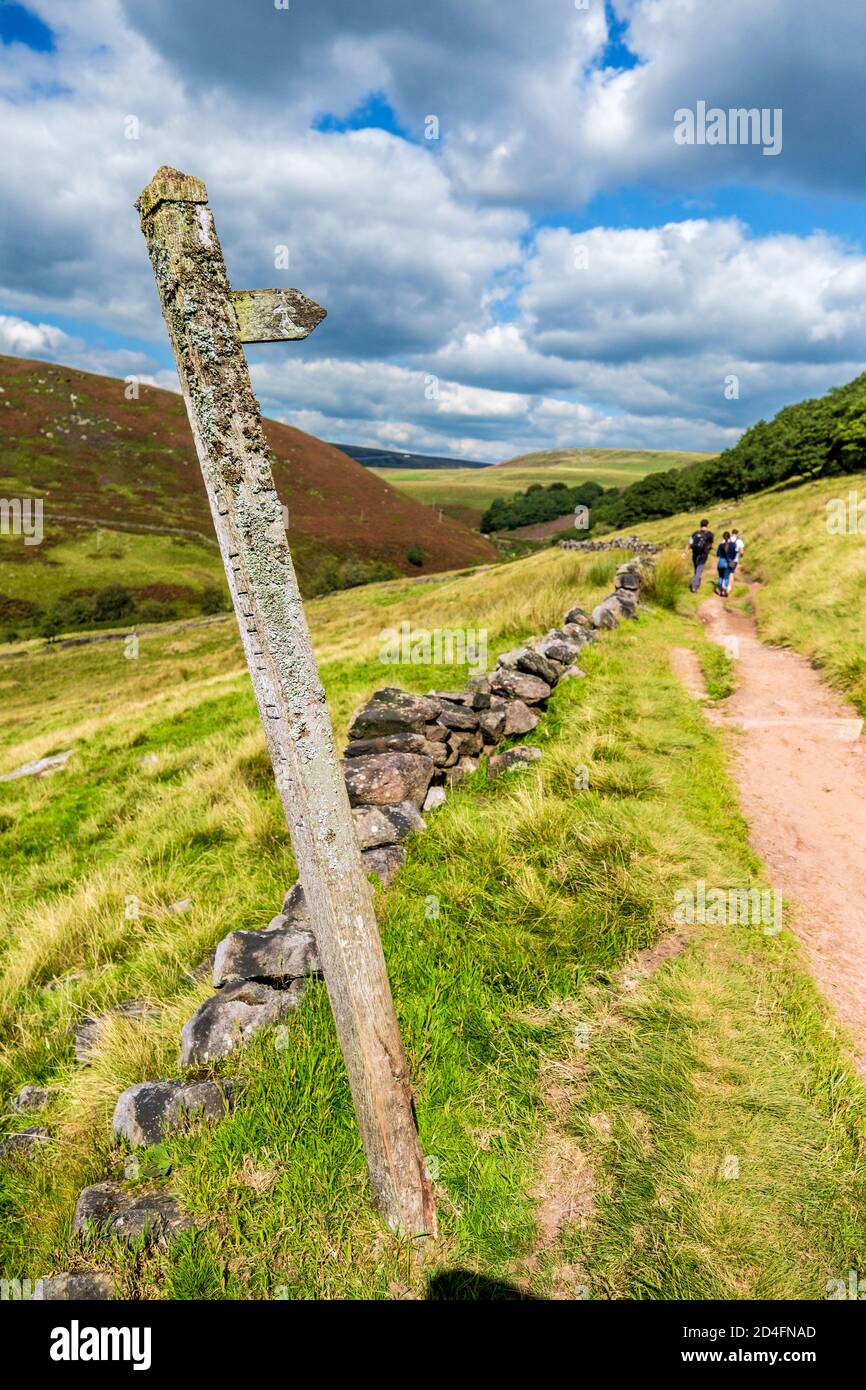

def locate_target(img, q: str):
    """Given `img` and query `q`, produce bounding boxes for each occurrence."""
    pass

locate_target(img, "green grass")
[371,449,711,526]
[0,526,222,622]
[698,644,736,701]
[1,546,864,1299]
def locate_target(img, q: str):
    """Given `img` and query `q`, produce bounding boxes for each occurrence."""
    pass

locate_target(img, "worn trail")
[676,589,866,1069]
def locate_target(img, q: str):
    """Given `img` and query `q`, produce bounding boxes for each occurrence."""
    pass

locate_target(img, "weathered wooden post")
[136,166,436,1238]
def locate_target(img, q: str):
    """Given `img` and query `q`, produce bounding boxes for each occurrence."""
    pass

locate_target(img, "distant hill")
[331,443,490,470]
[372,447,710,528]
[492,446,716,472]
[0,356,497,636]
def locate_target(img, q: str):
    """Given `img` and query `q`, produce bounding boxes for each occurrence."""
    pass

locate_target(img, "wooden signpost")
[136,166,436,1238]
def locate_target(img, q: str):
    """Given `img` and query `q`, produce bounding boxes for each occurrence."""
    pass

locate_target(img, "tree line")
[480,479,616,532]
[481,371,866,535]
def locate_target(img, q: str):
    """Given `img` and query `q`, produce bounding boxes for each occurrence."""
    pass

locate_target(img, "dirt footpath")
[675,590,866,1069]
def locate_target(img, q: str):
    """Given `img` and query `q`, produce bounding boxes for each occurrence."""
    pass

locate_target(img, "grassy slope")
[0,355,497,621]
[1,547,864,1299]
[371,449,712,528]
[609,469,866,715]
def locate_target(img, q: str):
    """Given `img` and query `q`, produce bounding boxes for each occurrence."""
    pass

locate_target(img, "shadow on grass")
[426,1270,537,1301]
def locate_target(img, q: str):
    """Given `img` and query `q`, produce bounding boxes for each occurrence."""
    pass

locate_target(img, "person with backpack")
[730,529,745,582]
[688,519,714,592]
[715,531,736,596]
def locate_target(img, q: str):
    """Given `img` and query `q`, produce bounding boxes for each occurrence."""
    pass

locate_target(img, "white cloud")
[1,1,864,464]
[0,314,78,359]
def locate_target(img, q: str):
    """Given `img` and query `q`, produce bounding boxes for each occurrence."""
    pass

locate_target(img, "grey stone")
[592,600,620,630]
[437,702,479,732]
[424,721,450,743]
[112,1080,236,1148]
[362,844,405,886]
[426,688,490,709]
[213,925,319,988]
[478,707,506,742]
[0,750,72,783]
[281,882,310,927]
[72,1183,192,1247]
[563,606,594,628]
[422,786,447,812]
[11,1084,58,1113]
[612,589,639,617]
[489,668,551,705]
[496,647,560,686]
[0,1126,50,1156]
[488,747,543,778]
[448,729,483,757]
[560,665,587,680]
[32,1272,115,1301]
[348,689,441,740]
[615,569,641,590]
[180,979,305,1066]
[353,800,425,850]
[343,732,435,758]
[556,623,592,643]
[536,636,583,666]
[502,699,539,735]
[343,752,434,809]
[438,688,492,710]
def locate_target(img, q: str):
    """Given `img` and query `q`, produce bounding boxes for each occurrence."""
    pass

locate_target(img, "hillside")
[608,467,866,715]
[2,546,865,1298]
[0,355,497,633]
[493,446,715,473]
[373,447,710,528]
[586,372,866,534]
[331,443,489,470]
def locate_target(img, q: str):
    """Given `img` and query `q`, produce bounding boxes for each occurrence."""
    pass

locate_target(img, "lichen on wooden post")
[136,165,436,1238]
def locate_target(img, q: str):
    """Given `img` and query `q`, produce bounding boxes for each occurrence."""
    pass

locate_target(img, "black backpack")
[691,529,712,561]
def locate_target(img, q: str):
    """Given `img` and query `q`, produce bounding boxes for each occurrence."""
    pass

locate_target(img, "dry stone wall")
[8,557,651,1296]
[558,535,659,556]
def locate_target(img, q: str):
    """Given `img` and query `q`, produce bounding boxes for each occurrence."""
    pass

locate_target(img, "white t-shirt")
[734,536,745,556]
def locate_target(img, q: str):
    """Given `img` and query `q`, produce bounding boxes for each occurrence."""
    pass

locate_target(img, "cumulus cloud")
[247,353,739,461]
[519,221,866,364]
[0,314,78,359]
[0,0,864,462]
[114,0,866,205]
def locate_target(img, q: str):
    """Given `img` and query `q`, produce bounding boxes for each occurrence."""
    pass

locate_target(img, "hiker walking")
[716,531,736,596]
[688,519,714,592]
[730,528,745,580]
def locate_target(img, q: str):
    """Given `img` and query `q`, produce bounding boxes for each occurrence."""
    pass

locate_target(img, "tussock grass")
[643,548,691,612]
[699,645,736,702]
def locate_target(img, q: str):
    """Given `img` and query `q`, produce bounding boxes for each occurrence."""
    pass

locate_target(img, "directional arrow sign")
[135,165,435,1239]
[231,288,327,343]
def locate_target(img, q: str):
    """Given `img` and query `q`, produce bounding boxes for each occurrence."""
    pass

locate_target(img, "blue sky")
[1,0,865,461]
[0,1,53,50]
